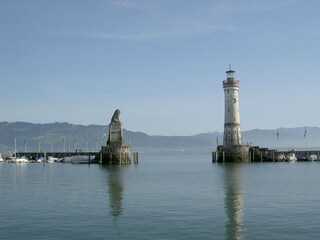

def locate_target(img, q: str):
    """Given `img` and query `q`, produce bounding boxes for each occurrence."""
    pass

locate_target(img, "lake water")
[1,152,320,240]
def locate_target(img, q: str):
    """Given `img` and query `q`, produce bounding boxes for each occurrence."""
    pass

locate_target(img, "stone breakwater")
[213,146,320,162]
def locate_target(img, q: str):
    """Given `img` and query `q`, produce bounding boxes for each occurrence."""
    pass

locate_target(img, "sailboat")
[308,154,318,161]
[286,152,297,162]
[14,156,29,163]
[48,156,59,163]
[11,138,29,163]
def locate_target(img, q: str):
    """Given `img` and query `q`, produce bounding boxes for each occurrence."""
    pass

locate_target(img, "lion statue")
[110,109,121,123]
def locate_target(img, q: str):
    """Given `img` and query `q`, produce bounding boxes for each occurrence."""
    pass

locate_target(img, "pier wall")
[216,145,250,162]
[213,146,320,162]
[100,145,131,164]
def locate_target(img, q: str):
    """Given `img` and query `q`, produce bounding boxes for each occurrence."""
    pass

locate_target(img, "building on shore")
[215,66,250,162]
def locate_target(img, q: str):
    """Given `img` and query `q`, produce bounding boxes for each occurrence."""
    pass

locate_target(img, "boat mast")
[14,138,17,157]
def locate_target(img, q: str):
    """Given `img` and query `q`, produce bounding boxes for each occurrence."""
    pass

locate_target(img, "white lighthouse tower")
[223,65,242,146]
[214,65,250,162]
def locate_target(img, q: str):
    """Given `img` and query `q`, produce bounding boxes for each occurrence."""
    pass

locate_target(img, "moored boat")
[71,155,96,164]
[61,155,96,164]
[276,153,286,161]
[61,156,73,163]
[308,154,318,161]
[11,156,29,163]
[297,156,308,161]
[48,156,59,163]
[286,153,297,162]
[37,157,45,163]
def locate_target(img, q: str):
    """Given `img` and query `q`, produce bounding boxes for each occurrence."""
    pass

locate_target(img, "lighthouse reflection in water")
[223,163,245,240]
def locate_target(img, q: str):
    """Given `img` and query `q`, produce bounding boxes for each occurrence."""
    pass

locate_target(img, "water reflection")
[223,163,245,240]
[101,165,128,221]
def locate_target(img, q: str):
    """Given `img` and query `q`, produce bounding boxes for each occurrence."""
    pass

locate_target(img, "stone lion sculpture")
[111,109,121,123]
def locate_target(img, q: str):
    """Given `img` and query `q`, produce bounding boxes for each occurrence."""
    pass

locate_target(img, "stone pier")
[216,145,250,162]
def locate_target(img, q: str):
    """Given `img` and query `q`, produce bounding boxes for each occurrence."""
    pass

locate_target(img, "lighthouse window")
[228,108,230,112]
[227,90,229,93]
[234,117,236,121]
[233,90,235,93]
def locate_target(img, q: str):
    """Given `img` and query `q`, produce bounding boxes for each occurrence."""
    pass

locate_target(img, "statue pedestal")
[108,122,123,147]
[100,145,131,164]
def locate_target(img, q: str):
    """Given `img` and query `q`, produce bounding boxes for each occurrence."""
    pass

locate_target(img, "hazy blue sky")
[1,0,320,135]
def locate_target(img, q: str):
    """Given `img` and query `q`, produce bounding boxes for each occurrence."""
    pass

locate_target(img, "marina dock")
[13,151,100,160]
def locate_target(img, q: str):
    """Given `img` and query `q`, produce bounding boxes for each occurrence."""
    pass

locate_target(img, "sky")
[1,0,320,136]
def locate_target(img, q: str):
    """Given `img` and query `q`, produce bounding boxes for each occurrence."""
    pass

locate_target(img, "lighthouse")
[215,66,250,162]
[223,65,242,146]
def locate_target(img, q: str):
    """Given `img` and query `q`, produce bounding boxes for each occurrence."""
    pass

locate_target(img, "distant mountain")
[194,127,320,150]
[242,127,320,150]
[126,131,212,152]
[0,121,212,154]
[0,121,319,154]
[0,121,107,154]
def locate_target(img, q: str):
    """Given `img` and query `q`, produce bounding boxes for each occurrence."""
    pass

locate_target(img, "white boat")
[48,156,59,163]
[308,154,318,161]
[0,154,3,162]
[61,155,96,164]
[10,156,29,163]
[286,153,297,162]
[37,157,45,163]
[70,155,96,164]
[10,139,28,163]
[61,156,73,163]
[276,154,286,161]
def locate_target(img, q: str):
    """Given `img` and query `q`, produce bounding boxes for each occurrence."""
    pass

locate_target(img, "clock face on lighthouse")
[233,98,237,103]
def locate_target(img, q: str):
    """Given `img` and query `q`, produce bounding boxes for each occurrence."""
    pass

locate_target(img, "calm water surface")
[1,152,320,239]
